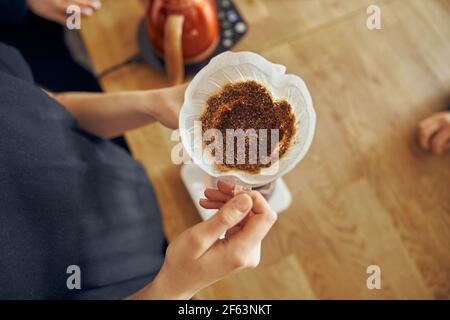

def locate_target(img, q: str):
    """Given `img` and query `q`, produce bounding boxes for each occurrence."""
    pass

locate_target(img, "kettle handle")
[164,15,185,86]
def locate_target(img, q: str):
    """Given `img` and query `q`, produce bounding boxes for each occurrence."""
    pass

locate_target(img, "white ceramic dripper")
[179,51,316,188]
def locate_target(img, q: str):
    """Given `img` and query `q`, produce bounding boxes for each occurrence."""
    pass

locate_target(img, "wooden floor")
[81,0,450,299]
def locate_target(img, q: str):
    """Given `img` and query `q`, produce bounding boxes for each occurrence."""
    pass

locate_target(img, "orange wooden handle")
[164,15,185,86]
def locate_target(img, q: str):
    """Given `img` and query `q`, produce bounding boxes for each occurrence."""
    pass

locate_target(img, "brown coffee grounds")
[200,80,296,173]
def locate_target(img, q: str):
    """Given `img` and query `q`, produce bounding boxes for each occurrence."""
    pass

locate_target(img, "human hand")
[27,0,101,25]
[417,111,450,155]
[200,180,272,240]
[130,181,277,300]
[147,82,188,129]
[212,179,275,200]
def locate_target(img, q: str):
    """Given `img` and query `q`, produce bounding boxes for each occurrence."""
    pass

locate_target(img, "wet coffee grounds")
[200,80,296,173]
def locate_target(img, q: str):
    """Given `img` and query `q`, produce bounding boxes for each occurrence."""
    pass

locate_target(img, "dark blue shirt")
[0,43,166,299]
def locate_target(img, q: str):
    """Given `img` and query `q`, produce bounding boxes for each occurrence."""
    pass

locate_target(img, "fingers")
[199,199,224,209]
[430,126,450,155]
[74,0,102,9]
[248,190,273,215]
[204,188,232,202]
[217,180,235,196]
[199,182,277,249]
[199,181,233,209]
[418,112,450,154]
[228,191,277,249]
[191,193,253,255]
[50,12,68,25]
[417,115,442,150]
[65,0,101,9]
[201,179,243,200]
[63,0,101,16]
[225,211,254,239]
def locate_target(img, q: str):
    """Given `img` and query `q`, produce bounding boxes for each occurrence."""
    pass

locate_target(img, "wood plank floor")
[81,0,450,299]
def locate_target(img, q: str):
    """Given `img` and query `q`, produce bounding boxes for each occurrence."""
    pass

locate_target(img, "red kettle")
[146,0,220,85]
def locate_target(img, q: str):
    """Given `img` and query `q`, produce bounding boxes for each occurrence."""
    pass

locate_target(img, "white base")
[181,164,292,221]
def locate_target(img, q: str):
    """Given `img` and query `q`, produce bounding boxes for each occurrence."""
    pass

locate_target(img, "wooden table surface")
[81,0,450,299]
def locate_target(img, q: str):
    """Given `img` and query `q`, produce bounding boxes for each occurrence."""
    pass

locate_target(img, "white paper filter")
[179,51,316,186]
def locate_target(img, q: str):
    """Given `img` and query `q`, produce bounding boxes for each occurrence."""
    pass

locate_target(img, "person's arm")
[127,181,278,300]
[52,84,186,138]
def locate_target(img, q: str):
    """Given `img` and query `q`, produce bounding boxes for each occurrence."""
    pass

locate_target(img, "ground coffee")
[200,80,296,173]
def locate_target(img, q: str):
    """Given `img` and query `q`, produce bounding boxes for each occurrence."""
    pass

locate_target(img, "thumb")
[192,193,252,251]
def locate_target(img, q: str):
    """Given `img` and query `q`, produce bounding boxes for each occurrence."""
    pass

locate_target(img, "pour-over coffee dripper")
[179,51,316,219]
